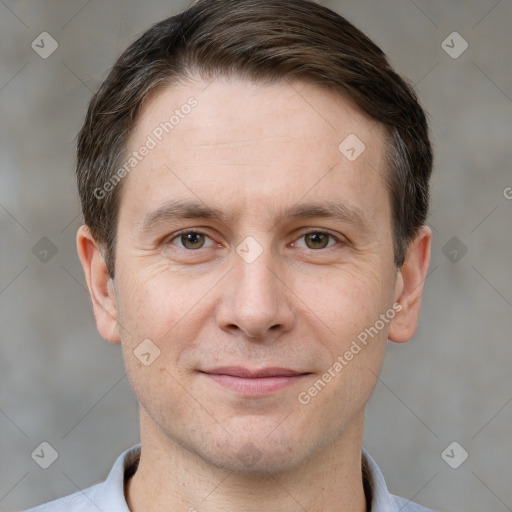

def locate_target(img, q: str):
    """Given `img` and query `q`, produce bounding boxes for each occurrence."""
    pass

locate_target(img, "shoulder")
[19,444,140,512]
[391,494,437,511]
[20,482,103,512]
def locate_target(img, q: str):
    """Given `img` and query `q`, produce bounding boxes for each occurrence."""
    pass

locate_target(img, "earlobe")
[76,225,121,344]
[388,225,432,344]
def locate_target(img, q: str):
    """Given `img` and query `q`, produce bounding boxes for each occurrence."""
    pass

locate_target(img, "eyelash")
[165,228,344,251]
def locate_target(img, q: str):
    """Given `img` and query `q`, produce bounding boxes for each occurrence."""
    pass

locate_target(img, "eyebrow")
[136,200,228,234]
[136,198,370,234]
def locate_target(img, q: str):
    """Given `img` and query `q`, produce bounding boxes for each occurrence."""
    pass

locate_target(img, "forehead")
[119,76,389,227]
[133,76,384,154]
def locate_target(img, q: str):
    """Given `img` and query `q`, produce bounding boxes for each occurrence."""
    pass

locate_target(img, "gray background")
[1,1,511,511]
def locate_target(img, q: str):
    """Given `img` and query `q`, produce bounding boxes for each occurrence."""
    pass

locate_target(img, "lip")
[202,366,307,378]
[199,366,311,395]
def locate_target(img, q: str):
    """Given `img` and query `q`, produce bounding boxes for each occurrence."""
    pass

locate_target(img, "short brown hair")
[76,0,433,278]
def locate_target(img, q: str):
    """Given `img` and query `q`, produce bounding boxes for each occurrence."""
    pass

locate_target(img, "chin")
[209,445,306,476]
[193,427,314,476]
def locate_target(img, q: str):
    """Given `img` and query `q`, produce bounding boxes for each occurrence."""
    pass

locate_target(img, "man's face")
[111,77,400,473]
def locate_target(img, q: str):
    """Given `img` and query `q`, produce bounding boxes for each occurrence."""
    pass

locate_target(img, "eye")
[168,231,216,250]
[292,230,340,250]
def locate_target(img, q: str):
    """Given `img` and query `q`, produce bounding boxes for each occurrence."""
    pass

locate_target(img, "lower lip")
[202,373,310,395]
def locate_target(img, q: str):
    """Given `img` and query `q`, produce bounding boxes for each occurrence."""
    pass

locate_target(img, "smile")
[199,367,312,395]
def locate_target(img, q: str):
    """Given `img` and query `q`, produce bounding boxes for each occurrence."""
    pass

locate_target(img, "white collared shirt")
[22,444,435,511]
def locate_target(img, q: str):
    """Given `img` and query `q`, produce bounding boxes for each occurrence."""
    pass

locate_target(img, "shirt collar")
[362,447,405,511]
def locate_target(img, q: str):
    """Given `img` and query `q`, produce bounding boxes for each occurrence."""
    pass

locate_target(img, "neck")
[126,410,368,512]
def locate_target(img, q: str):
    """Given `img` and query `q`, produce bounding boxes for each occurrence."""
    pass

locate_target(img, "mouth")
[198,366,312,395]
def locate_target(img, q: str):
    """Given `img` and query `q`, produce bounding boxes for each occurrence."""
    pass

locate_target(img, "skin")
[77,76,431,512]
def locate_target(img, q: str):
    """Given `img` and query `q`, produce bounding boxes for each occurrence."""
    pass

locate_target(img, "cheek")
[115,261,218,370]
[116,260,183,334]
[308,263,393,342]
[115,266,200,420]
[300,273,391,411]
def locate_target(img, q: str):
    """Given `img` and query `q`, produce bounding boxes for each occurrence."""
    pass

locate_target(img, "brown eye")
[167,231,213,250]
[304,232,331,249]
[179,232,206,249]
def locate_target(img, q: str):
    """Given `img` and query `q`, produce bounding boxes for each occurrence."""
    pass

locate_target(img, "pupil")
[182,233,204,249]
[306,233,328,249]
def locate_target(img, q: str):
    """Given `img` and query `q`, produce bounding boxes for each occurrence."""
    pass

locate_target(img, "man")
[25,0,434,510]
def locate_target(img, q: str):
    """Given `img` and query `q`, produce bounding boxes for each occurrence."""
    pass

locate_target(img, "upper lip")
[200,366,308,378]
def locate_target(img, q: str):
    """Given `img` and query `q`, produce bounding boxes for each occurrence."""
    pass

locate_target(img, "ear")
[388,225,432,344]
[76,225,121,344]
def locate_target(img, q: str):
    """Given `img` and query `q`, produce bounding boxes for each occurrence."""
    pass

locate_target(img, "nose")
[215,249,295,339]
